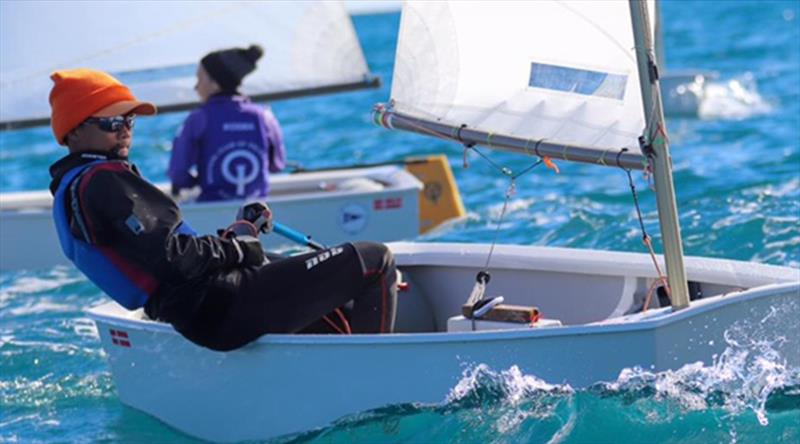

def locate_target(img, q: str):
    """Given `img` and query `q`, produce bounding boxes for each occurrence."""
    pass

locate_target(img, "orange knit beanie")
[49,68,156,145]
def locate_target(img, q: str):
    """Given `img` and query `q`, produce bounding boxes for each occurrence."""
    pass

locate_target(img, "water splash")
[445,364,576,437]
[596,301,800,428]
[286,300,799,444]
[698,74,772,120]
[662,71,771,120]
[286,365,578,444]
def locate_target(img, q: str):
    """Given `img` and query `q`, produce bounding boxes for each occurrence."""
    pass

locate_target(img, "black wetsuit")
[50,151,397,351]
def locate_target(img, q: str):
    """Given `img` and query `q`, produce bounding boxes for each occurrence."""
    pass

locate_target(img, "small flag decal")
[110,329,131,347]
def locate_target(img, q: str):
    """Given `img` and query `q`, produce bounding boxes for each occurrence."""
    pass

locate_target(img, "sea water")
[1,1,799,443]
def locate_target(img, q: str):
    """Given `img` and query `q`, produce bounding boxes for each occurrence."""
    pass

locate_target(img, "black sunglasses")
[83,114,136,133]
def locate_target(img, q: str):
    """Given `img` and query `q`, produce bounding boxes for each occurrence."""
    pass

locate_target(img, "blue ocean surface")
[1,1,799,443]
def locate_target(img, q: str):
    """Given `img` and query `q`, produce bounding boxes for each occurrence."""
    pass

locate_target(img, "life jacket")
[53,160,196,309]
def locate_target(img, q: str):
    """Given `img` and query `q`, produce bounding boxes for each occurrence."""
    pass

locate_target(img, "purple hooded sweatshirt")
[168,94,286,202]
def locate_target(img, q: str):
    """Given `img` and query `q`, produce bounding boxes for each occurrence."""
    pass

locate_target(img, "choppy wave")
[287,368,798,444]
[288,318,800,444]
[0,267,86,310]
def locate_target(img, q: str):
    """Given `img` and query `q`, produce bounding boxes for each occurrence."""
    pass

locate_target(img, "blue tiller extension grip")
[273,222,326,251]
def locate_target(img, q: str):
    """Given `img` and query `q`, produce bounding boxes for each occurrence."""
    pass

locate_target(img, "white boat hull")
[87,243,800,442]
[0,166,422,271]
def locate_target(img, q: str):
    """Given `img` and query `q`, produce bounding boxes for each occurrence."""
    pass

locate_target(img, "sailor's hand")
[231,235,267,267]
[236,202,273,234]
[221,223,266,266]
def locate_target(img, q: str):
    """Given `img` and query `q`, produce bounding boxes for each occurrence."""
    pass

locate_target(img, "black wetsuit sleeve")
[76,164,247,282]
[164,233,244,280]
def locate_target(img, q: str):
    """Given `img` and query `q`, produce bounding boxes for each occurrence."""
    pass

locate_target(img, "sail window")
[529,63,627,100]
[112,64,197,85]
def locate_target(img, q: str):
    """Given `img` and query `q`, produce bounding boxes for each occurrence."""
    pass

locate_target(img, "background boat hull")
[0,166,421,270]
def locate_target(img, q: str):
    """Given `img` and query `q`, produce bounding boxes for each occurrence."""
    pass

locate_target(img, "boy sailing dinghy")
[86,1,800,442]
[0,1,464,271]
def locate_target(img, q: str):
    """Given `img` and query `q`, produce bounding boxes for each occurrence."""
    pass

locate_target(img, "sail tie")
[617,149,671,311]
[528,139,560,174]
[542,157,560,173]
[597,149,609,167]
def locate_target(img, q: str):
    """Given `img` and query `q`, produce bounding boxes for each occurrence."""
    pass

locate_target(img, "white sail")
[390,1,648,157]
[0,1,374,128]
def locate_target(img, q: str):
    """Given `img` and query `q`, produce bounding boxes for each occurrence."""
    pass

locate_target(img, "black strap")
[68,166,96,244]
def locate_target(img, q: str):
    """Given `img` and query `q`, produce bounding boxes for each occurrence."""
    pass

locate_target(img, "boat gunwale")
[86,280,799,347]
[388,241,800,286]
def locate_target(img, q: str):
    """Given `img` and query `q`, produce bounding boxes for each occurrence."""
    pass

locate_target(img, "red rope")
[334,308,352,335]
[322,315,345,334]
[642,235,671,311]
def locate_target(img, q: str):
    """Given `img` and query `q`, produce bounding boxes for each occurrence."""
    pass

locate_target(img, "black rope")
[456,124,468,143]
[617,148,649,241]
[468,145,510,176]
[454,124,550,283]
[465,143,544,181]
[484,179,515,271]
[512,159,544,180]
[533,139,544,158]
[472,155,545,274]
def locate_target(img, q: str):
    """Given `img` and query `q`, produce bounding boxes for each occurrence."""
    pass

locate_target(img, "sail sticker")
[109,329,131,347]
[424,182,443,203]
[340,203,368,235]
[111,64,197,84]
[529,62,628,100]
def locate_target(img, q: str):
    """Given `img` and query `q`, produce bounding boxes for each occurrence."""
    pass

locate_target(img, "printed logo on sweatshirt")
[207,141,263,196]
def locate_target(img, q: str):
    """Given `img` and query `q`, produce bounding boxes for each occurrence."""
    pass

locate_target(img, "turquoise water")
[1,2,799,443]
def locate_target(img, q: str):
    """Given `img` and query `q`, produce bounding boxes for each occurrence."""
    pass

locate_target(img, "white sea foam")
[0,372,113,407]
[698,73,772,120]
[444,297,798,435]
[3,300,75,317]
[486,198,536,220]
[0,268,84,310]
[602,301,799,426]
[446,364,576,435]
[447,363,572,405]
[1,269,80,294]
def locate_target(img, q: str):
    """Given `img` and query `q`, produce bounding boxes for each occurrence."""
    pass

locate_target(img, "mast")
[629,0,690,309]
[654,0,666,69]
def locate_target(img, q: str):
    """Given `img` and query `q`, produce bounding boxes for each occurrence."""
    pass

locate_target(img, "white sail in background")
[390,1,648,156]
[0,1,374,128]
